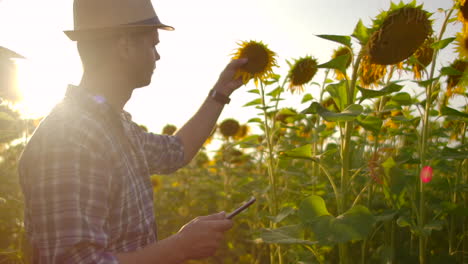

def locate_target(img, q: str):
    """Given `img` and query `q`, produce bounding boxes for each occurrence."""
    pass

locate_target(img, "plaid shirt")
[18,85,185,263]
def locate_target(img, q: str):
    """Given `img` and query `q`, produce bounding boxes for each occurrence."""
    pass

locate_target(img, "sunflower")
[162,124,177,135]
[150,174,163,192]
[332,47,352,80]
[232,40,278,86]
[359,55,387,88]
[458,0,468,24]
[406,36,435,79]
[367,3,432,65]
[446,59,468,97]
[233,124,250,140]
[219,118,240,138]
[454,32,468,59]
[286,56,318,94]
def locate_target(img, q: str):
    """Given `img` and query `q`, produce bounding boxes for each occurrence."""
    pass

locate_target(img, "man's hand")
[212,58,248,96]
[175,212,234,261]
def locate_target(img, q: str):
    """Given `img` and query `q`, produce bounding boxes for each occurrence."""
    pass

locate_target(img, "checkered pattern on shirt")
[18,86,185,264]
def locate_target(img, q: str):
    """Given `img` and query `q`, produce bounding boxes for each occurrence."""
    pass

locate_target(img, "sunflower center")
[368,7,431,65]
[462,3,468,21]
[291,60,318,85]
[240,44,270,74]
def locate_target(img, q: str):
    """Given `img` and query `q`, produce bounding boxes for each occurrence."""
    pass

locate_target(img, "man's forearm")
[116,234,185,264]
[175,96,225,165]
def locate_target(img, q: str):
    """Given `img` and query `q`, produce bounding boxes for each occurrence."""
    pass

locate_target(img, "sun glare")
[15,60,68,119]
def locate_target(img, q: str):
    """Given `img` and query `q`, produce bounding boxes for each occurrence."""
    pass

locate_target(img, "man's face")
[126,29,160,88]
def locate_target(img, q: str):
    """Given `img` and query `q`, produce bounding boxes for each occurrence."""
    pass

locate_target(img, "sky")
[0,0,461,135]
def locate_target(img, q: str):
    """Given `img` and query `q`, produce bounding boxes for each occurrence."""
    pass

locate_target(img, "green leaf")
[247,117,262,123]
[303,205,376,244]
[298,195,331,223]
[301,101,319,115]
[267,86,283,98]
[390,92,413,106]
[316,103,363,122]
[414,77,440,88]
[440,106,468,118]
[431,37,456,50]
[280,144,313,160]
[352,19,370,45]
[356,115,383,133]
[317,54,351,75]
[316,34,352,47]
[437,146,468,160]
[330,205,376,241]
[375,210,398,222]
[441,66,463,76]
[301,93,314,103]
[267,207,295,223]
[382,157,396,178]
[357,82,403,103]
[236,135,261,148]
[326,81,348,111]
[247,89,260,94]
[382,157,396,169]
[259,225,316,245]
[243,98,263,107]
[396,215,412,228]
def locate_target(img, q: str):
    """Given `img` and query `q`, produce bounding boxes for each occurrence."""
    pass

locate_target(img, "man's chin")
[134,78,153,89]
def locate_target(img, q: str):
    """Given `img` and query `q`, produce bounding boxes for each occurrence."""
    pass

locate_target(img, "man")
[18,0,248,263]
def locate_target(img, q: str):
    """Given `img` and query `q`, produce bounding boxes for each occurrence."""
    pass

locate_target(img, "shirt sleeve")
[19,121,119,264]
[137,129,185,175]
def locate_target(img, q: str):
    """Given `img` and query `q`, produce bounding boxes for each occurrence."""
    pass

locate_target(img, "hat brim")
[64,23,174,41]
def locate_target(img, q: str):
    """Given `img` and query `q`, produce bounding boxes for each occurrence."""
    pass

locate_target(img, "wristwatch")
[208,89,231,104]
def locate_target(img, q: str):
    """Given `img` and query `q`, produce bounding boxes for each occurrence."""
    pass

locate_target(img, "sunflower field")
[1,1,468,264]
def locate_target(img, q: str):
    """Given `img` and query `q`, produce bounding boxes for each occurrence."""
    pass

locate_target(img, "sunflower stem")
[259,81,282,264]
[313,70,330,192]
[418,8,455,264]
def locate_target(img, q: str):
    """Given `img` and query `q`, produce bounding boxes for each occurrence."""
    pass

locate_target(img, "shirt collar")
[64,84,133,121]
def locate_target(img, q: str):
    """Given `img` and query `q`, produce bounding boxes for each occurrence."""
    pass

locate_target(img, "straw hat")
[64,0,174,41]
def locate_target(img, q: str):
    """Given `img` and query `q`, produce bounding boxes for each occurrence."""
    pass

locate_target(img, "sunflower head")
[331,47,352,80]
[446,59,468,97]
[150,174,163,192]
[406,36,435,79]
[455,32,468,59]
[286,56,318,94]
[359,55,388,88]
[162,124,177,135]
[234,124,250,140]
[219,118,240,138]
[458,0,468,23]
[232,40,278,85]
[367,2,432,65]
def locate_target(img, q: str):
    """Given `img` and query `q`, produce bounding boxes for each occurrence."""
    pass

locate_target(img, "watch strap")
[208,89,231,104]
